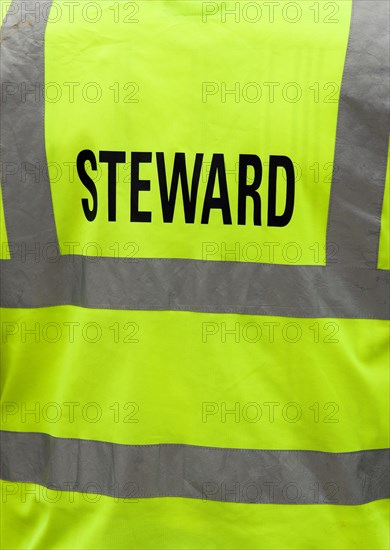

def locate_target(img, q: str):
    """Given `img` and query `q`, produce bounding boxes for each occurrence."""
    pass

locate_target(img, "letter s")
[77,149,98,221]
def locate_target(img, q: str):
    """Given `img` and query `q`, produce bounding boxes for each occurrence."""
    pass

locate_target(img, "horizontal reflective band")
[1,431,389,505]
[0,257,389,319]
[327,0,390,267]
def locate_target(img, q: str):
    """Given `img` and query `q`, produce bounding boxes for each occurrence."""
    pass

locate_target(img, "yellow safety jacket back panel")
[0,1,389,549]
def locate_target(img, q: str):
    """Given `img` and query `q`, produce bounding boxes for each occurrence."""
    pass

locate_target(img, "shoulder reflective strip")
[1,257,389,319]
[1,431,389,505]
[327,0,390,268]
[0,0,58,248]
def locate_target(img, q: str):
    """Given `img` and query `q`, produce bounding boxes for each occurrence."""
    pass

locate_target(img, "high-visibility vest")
[1,0,389,548]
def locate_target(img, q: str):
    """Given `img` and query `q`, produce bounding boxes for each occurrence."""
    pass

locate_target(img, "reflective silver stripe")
[1,431,388,505]
[0,257,389,319]
[327,0,390,268]
[0,0,57,248]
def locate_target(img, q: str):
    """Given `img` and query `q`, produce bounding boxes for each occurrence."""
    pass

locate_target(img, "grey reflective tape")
[0,0,58,248]
[1,431,388,505]
[0,257,389,319]
[327,0,390,268]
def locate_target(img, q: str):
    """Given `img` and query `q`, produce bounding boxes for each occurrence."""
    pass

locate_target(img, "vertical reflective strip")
[0,0,57,254]
[327,0,390,267]
[0,1,13,260]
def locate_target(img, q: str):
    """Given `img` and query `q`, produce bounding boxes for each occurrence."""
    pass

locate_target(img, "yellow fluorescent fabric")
[378,142,390,269]
[45,0,352,265]
[0,187,10,259]
[1,482,389,550]
[0,0,12,25]
[1,307,388,452]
